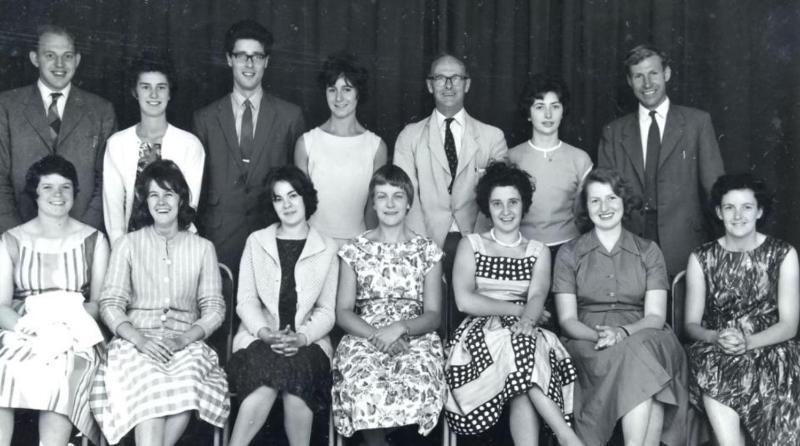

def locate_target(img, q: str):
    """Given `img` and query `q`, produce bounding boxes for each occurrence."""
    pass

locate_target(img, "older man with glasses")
[394,53,507,339]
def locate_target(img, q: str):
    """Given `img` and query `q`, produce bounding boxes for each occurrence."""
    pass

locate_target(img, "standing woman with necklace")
[103,57,204,245]
[294,51,388,245]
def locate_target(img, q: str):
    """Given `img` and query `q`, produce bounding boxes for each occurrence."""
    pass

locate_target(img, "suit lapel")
[22,85,54,151]
[215,96,247,180]
[456,113,479,177]
[247,94,277,183]
[426,113,452,176]
[59,87,86,144]
[659,106,685,169]
[620,115,645,187]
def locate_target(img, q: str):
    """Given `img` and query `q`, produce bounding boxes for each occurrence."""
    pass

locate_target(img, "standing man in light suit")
[598,44,725,277]
[394,53,507,335]
[194,20,305,278]
[0,25,116,233]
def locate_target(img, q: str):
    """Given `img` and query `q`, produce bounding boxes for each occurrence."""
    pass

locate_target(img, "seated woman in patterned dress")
[685,173,800,445]
[90,160,229,445]
[444,161,582,446]
[332,165,446,446]
[553,168,689,446]
[226,166,338,446]
[0,155,109,446]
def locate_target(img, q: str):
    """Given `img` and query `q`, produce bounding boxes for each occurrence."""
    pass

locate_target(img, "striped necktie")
[48,92,63,141]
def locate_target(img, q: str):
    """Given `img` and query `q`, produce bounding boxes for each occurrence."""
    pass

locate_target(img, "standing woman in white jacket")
[103,56,204,245]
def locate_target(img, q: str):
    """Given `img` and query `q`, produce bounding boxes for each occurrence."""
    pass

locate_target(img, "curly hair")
[475,161,534,218]
[710,173,773,228]
[318,51,369,103]
[574,168,642,232]
[129,53,177,96]
[263,165,318,222]
[129,160,196,231]
[518,73,570,118]
[24,154,79,201]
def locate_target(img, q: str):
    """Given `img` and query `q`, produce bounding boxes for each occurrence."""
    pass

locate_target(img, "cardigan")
[233,223,339,357]
[102,123,205,244]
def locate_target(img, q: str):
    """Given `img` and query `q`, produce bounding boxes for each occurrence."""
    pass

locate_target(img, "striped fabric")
[0,227,103,444]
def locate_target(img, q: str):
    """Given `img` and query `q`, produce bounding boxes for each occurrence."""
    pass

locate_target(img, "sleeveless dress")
[444,234,577,435]
[331,233,446,437]
[0,226,103,444]
[688,237,800,445]
[227,238,332,413]
[304,127,382,242]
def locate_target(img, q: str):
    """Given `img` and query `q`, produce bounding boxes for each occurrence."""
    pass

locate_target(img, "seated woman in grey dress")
[553,168,689,446]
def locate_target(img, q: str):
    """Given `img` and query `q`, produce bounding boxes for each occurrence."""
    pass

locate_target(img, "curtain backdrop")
[0,0,797,247]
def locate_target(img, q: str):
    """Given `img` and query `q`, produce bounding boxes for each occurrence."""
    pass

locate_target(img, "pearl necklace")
[490,228,523,248]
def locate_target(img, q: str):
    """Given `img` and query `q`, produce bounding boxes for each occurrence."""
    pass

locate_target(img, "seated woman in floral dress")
[332,164,446,446]
[91,160,229,445]
[0,155,109,446]
[444,161,581,445]
[685,173,800,445]
[226,166,339,446]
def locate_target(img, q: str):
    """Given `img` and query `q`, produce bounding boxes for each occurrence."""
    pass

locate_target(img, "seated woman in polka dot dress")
[444,161,582,445]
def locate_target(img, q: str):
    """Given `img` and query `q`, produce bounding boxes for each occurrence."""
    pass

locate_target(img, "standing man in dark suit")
[194,20,305,276]
[0,25,116,233]
[598,44,725,276]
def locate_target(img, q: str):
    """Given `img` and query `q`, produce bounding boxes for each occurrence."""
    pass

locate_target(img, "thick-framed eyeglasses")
[231,52,267,64]
[427,74,469,87]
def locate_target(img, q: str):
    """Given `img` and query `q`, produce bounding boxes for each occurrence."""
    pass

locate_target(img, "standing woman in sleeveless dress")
[0,155,109,446]
[444,161,582,445]
[294,51,388,245]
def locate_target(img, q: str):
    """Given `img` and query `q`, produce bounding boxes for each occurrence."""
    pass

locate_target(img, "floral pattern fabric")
[331,233,447,437]
[688,237,800,445]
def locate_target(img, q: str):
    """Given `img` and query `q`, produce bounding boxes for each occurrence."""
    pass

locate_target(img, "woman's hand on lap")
[135,337,173,363]
[369,322,407,353]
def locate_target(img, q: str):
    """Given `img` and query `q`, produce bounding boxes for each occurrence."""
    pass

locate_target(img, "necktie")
[240,99,254,162]
[48,92,62,141]
[643,110,661,241]
[444,117,458,194]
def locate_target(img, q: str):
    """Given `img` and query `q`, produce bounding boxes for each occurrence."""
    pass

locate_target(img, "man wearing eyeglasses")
[394,53,507,336]
[193,20,305,277]
[0,24,116,234]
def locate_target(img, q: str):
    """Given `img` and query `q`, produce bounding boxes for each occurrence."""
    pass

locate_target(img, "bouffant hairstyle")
[475,161,535,218]
[318,51,369,103]
[368,165,415,209]
[710,173,773,228]
[263,165,319,221]
[574,168,642,232]
[129,160,196,231]
[24,154,79,200]
[129,54,177,96]
[518,73,571,118]
[224,20,273,55]
[624,44,670,76]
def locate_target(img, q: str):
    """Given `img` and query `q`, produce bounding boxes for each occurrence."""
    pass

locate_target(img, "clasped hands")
[509,310,551,337]
[369,322,410,356]
[134,333,191,363]
[713,327,748,355]
[593,325,628,350]
[259,325,307,357]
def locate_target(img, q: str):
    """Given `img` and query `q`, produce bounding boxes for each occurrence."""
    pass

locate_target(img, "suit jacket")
[0,84,116,233]
[394,111,507,247]
[193,93,305,272]
[598,103,725,276]
[233,224,338,357]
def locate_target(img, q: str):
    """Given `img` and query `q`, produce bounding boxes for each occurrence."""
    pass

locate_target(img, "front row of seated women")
[0,155,798,446]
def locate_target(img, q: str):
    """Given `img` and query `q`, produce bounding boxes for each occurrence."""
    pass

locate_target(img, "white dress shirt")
[637,97,669,166]
[37,80,71,118]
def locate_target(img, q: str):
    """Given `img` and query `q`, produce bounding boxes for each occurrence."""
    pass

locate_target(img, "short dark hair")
[318,51,369,103]
[263,165,318,221]
[24,154,79,201]
[518,73,570,118]
[129,160,196,231]
[428,52,470,77]
[710,173,773,228]
[129,53,177,96]
[369,165,414,209]
[475,161,534,218]
[224,20,274,55]
[35,24,76,51]
[624,44,670,76]
[575,168,642,232]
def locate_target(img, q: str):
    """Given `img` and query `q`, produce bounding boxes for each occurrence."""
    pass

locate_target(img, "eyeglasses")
[427,74,469,87]
[231,52,267,64]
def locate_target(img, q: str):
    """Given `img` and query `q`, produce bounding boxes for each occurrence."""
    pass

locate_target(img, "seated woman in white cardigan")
[102,55,204,244]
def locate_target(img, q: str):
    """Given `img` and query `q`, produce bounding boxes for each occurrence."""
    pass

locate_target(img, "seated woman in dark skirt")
[553,168,689,446]
[227,166,339,446]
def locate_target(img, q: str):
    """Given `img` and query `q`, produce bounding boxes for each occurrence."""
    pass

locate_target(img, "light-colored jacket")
[233,224,339,357]
[393,110,507,247]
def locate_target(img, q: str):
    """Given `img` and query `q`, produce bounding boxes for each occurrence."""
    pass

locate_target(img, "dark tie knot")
[649,110,657,120]
[50,92,62,102]
[243,98,252,109]
[445,117,455,129]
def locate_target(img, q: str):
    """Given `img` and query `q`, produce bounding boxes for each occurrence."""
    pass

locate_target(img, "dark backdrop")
[0,0,797,247]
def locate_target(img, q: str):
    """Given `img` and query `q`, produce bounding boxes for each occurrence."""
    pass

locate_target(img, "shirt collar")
[638,96,670,122]
[37,79,71,105]
[574,228,642,257]
[231,86,263,112]
[434,108,465,131]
